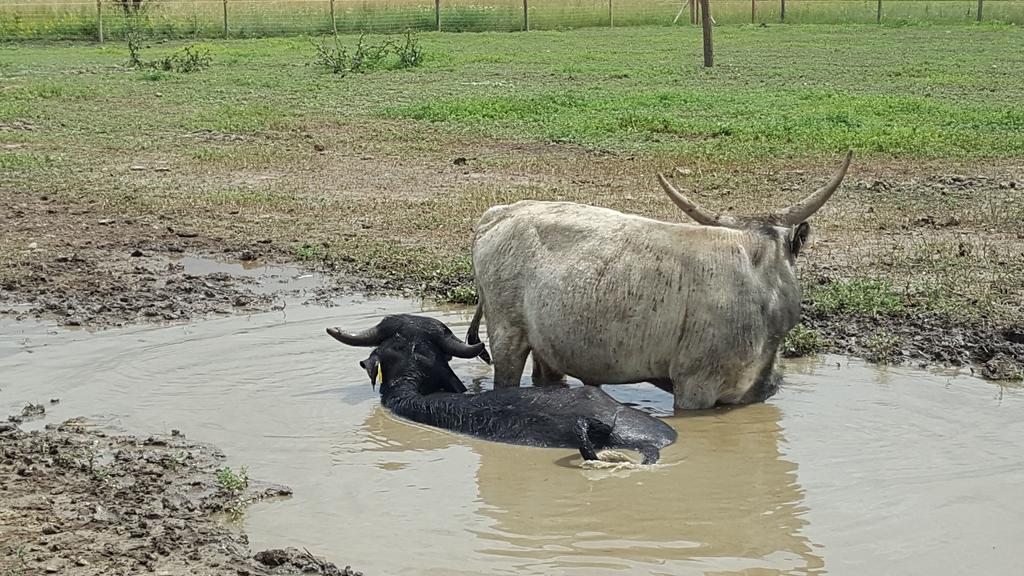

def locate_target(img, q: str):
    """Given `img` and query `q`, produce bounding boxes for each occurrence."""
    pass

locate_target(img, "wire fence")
[1,0,1021,40]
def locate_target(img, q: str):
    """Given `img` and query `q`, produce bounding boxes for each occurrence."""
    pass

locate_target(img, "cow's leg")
[489,325,530,388]
[531,352,566,387]
[670,359,720,410]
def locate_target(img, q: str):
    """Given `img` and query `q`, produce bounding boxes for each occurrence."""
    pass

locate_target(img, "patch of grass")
[0,152,58,171]
[294,243,327,261]
[181,103,292,134]
[807,280,906,317]
[782,324,824,358]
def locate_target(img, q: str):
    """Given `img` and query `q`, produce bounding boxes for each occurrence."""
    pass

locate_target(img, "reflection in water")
[2,299,1023,575]
[359,386,824,575]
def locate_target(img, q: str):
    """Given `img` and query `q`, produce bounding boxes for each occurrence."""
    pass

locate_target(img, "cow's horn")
[775,150,853,225]
[657,173,732,226]
[326,325,383,347]
[440,335,486,359]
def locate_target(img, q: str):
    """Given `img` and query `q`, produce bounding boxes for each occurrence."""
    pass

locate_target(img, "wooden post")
[700,0,712,67]
[876,0,881,23]
[329,0,337,34]
[781,0,785,22]
[977,0,983,21]
[96,0,103,43]
[522,0,528,31]
[223,0,229,37]
[435,0,441,31]
[691,0,697,25]
[751,0,756,23]
[608,0,613,27]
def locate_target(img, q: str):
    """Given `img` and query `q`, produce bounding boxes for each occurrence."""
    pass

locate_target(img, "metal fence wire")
[1,0,1021,40]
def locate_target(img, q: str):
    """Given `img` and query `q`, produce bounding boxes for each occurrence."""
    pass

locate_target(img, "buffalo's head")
[327,314,485,395]
[656,150,853,260]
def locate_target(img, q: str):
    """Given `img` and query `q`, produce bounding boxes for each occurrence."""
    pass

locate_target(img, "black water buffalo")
[326,315,678,464]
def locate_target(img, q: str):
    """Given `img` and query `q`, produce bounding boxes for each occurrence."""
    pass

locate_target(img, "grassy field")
[1,25,1023,344]
[2,0,1023,39]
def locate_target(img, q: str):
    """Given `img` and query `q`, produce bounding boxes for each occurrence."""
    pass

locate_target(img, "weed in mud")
[5,546,29,576]
[782,324,824,358]
[807,280,906,317]
[864,331,903,364]
[216,466,249,493]
[443,284,477,305]
[216,466,250,516]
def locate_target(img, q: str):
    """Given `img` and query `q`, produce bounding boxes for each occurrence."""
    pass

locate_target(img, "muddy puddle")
[2,299,1023,575]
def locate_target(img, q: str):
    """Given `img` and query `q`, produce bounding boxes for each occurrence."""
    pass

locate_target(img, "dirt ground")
[0,410,360,576]
[1,138,1022,380]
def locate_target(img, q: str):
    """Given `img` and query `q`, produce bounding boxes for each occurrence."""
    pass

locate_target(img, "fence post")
[608,0,613,27]
[691,0,697,25]
[751,0,755,23]
[96,0,103,43]
[223,0,229,37]
[329,0,337,34]
[876,0,881,23]
[522,0,529,31]
[977,0,983,21]
[700,0,712,67]
[435,0,441,31]
[781,0,785,22]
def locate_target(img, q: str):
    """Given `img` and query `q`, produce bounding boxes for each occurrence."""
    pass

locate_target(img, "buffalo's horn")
[440,336,486,359]
[326,325,383,346]
[775,150,853,225]
[656,173,735,227]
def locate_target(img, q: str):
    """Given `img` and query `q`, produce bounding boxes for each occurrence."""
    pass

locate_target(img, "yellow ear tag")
[376,363,383,385]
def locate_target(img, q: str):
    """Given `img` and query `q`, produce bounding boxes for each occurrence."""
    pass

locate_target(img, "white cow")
[466,151,852,410]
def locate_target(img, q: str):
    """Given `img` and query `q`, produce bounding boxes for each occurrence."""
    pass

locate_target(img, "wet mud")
[804,309,1024,381]
[0,417,360,576]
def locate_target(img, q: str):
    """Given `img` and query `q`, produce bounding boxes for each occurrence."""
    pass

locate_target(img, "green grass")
[806,279,907,316]
[7,26,1020,161]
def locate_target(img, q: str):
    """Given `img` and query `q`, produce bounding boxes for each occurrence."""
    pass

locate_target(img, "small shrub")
[125,33,211,73]
[782,324,824,358]
[159,46,212,73]
[313,31,425,76]
[215,466,249,493]
[215,466,250,515]
[395,31,425,68]
[126,30,145,68]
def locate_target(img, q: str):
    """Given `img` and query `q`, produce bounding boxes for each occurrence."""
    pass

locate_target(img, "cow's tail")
[466,296,492,364]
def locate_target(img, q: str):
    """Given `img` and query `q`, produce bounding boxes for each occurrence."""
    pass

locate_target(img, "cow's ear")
[790,222,811,258]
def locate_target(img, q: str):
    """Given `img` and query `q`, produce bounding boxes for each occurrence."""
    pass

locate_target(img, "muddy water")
[2,300,1023,575]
